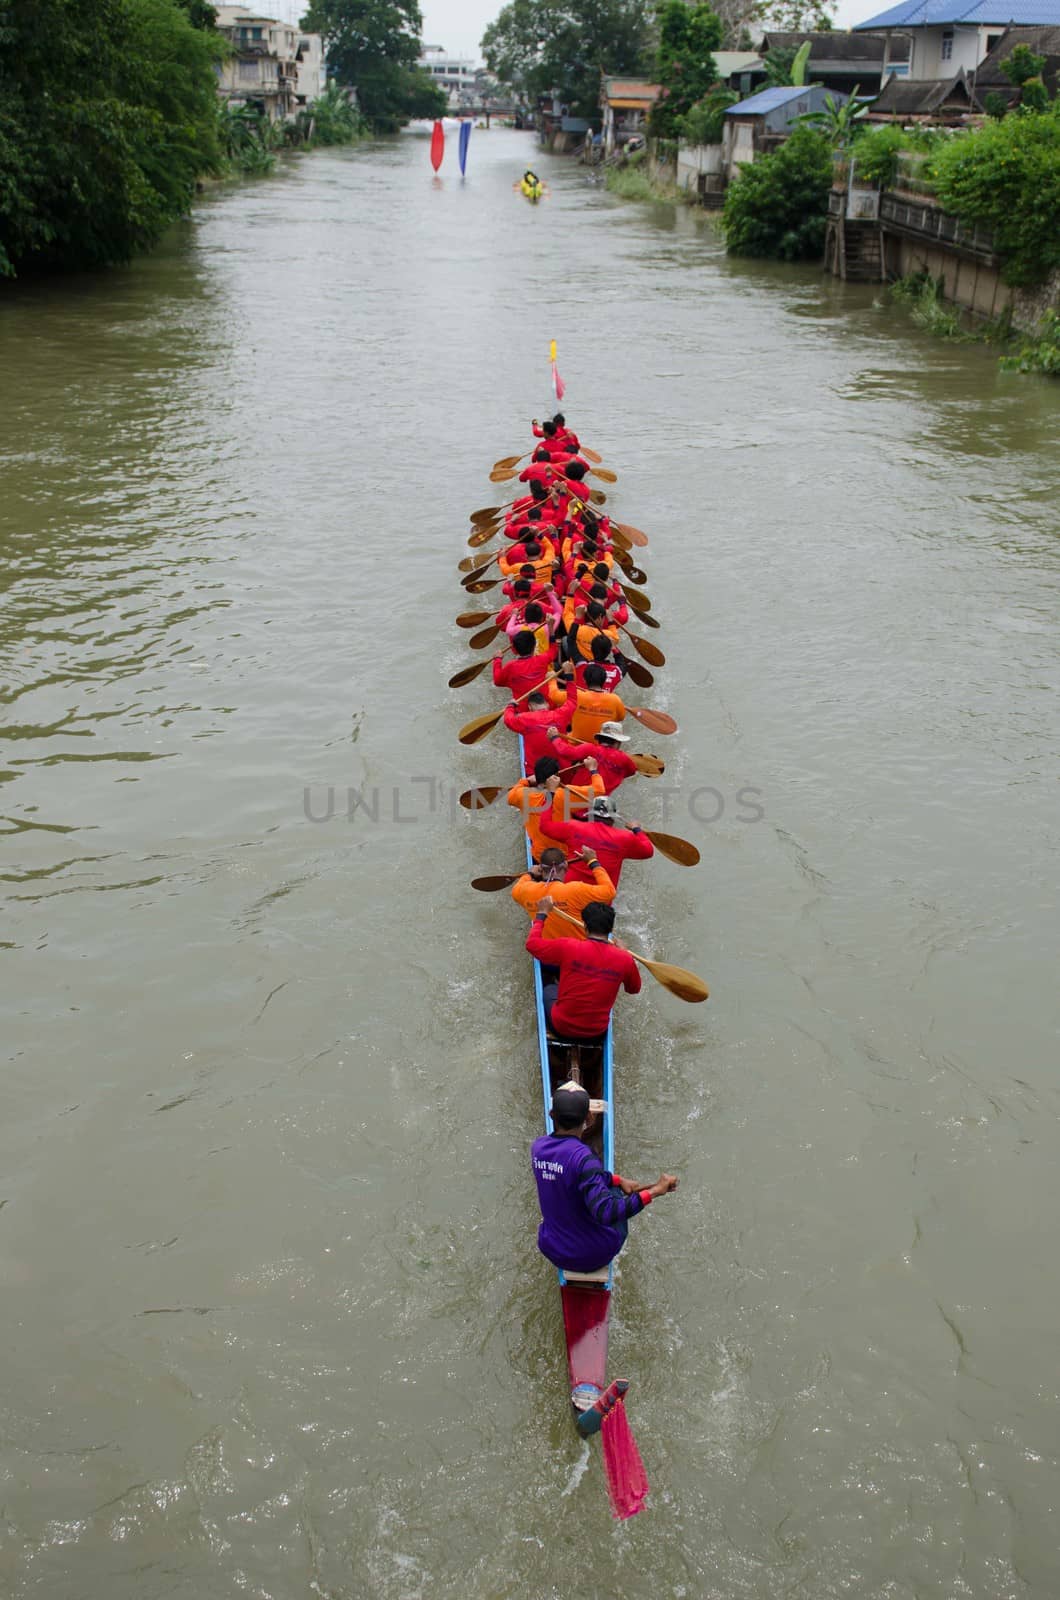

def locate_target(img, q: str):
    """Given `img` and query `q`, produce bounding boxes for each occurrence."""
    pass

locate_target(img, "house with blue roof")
[721,84,846,178]
[853,0,1060,80]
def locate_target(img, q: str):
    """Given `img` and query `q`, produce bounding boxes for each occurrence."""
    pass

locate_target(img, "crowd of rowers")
[473,412,681,1271]
[483,413,663,1046]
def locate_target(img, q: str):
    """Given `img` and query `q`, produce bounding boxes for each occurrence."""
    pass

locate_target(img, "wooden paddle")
[630,752,665,777]
[492,453,528,471]
[448,657,493,688]
[620,584,653,614]
[590,466,617,484]
[581,446,603,464]
[457,671,559,745]
[462,552,500,585]
[471,874,521,891]
[618,626,665,668]
[610,526,632,552]
[551,907,708,1003]
[456,609,493,627]
[614,814,700,867]
[464,576,502,595]
[623,659,654,690]
[615,522,649,549]
[490,467,517,483]
[468,622,502,649]
[628,706,677,735]
[467,525,497,548]
[458,785,502,810]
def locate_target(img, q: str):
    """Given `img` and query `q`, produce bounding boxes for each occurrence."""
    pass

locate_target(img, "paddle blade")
[468,623,501,649]
[634,953,709,1004]
[623,659,654,690]
[459,786,502,810]
[616,523,649,549]
[589,489,607,505]
[468,526,497,548]
[470,505,504,523]
[627,634,665,668]
[492,454,522,471]
[471,873,520,892]
[630,752,665,778]
[490,468,517,483]
[610,527,632,552]
[464,577,500,595]
[630,599,656,621]
[645,829,700,867]
[581,446,603,464]
[629,706,677,736]
[458,709,504,745]
[455,609,492,626]
[448,660,489,688]
[622,586,652,614]
[601,1397,649,1520]
[590,466,618,484]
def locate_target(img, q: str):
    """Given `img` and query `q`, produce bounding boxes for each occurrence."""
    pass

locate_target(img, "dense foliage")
[0,0,223,278]
[849,124,939,187]
[1000,308,1060,375]
[931,107,1060,285]
[649,1,721,138]
[481,0,651,122]
[677,83,738,145]
[721,124,832,259]
[301,0,445,131]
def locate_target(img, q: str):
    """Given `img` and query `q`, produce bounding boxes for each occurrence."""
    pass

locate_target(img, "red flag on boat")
[601,1396,649,1519]
[430,120,445,172]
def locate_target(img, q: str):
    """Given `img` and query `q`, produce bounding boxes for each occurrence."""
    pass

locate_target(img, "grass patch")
[890,272,967,339]
[605,166,676,202]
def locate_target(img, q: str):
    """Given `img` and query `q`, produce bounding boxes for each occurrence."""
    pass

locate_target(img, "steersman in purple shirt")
[531,1082,679,1273]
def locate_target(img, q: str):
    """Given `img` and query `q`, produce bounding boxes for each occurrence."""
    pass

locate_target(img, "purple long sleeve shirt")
[531,1133,648,1273]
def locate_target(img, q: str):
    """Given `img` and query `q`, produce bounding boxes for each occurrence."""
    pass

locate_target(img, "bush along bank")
[887,272,1060,377]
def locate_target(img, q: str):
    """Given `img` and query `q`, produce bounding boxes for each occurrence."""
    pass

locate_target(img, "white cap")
[597,721,630,743]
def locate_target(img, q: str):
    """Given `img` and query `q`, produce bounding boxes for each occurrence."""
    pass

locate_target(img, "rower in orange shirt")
[547,663,626,743]
[569,602,621,666]
[510,845,615,940]
[507,760,604,861]
[499,536,557,585]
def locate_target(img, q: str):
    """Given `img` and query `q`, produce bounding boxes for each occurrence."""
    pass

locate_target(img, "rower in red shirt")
[539,791,654,887]
[551,412,580,453]
[526,898,640,1040]
[504,684,577,772]
[548,720,640,795]
[493,632,557,702]
[572,635,625,693]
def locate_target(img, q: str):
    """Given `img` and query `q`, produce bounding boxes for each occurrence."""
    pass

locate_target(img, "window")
[941,30,953,59]
[239,59,258,80]
[984,31,1003,50]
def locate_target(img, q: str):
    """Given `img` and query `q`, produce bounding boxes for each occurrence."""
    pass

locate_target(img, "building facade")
[214,7,324,121]
[853,0,1060,80]
[418,46,480,110]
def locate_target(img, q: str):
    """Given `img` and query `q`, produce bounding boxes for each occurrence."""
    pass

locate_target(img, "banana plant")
[796,84,869,149]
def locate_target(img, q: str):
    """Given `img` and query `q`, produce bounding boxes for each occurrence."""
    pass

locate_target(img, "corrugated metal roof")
[855,0,1060,27]
[723,84,809,114]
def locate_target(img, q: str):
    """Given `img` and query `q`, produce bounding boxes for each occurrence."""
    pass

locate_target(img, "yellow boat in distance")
[518,170,547,203]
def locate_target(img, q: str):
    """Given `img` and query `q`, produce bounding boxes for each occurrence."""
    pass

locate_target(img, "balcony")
[878,192,998,266]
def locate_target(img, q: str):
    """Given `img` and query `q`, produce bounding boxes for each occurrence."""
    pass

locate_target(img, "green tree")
[649,1,722,137]
[481,0,651,123]
[931,107,1060,284]
[300,0,445,130]
[721,123,832,259]
[176,0,218,25]
[678,82,738,144]
[0,0,223,278]
[999,43,1047,87]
